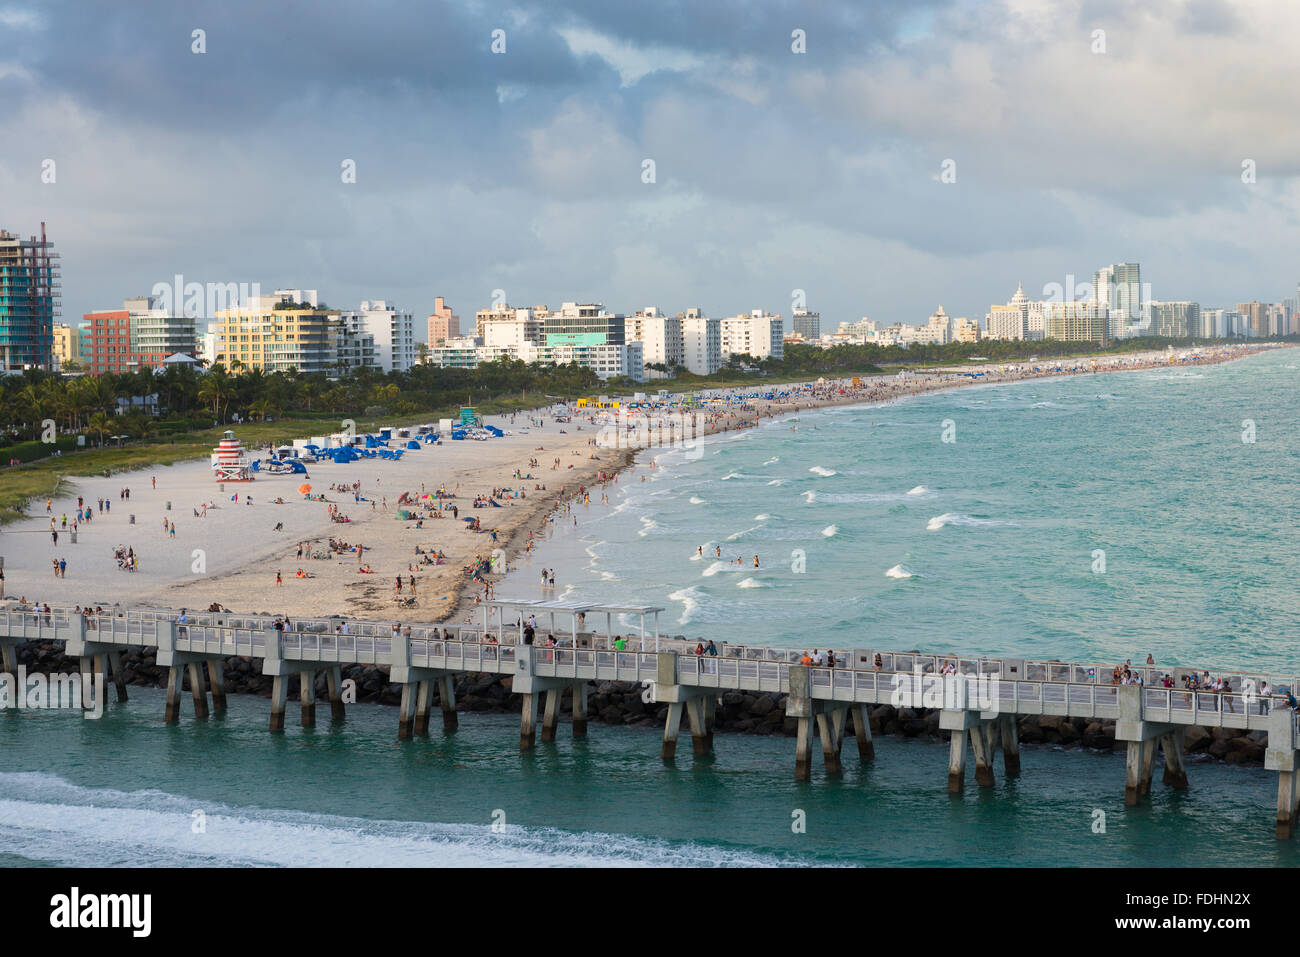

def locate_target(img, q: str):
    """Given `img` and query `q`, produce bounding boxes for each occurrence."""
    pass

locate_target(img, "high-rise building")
[1149,301,1199,339]
[1093,263,1141,339]
[908,306,953,345]
[1044,301,1108,344]
[791,308,820,340]
[1236,301,1267,337]
[52,323,77,370]
[680,308,721,375]
[543,302,625,347]
[340,300,416,371]
[84,309,133,375]
[720,309,784,360]
[426,297,459,348]
[0,224,60,370]
[123,296,198,369]
[625,307,684,377]
[213,289,342,374]
[986,304,1026,341]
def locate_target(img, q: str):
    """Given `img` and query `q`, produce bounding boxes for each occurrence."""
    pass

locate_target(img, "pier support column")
[107,649,128,704]
[79,656,98,713]
[1160,728,1187,789]
[794,716,813,782]
[816,706,844,774]
[662,701,683,760]
[299,670,316,728]
[187,662,209,719]
[540,687,560,743]
[947,728,967,793]
[164,666,183,723]
[1264,708,1297,839]
[1000,713,1020,776]
[413,680,431,735]
[1124,740,1143,806]
[1138,737,1156,797]
[970,721,995,788]
[1278,770,1300,840]
[519,692,539,750]
[326,666,345,721]
[852,704,875,761]
[686,697,712,756]
[439,675,458,732]
[206,660,226,713]
[0,645,18,683]
[269,675,288,732]
[397,682,417,739]
[571,681,587,738]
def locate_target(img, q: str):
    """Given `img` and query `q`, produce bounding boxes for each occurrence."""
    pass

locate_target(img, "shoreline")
[0,343,1280,624]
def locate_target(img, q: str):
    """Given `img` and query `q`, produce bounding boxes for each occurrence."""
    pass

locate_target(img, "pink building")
[426,297,459,348]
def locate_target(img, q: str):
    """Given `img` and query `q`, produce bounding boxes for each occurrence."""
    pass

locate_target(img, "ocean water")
[516,348,1300,674]
[6,347,1300,867]
[3,686,1298,867]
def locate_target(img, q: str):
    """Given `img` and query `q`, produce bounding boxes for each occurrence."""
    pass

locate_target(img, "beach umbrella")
[298,483,312,494]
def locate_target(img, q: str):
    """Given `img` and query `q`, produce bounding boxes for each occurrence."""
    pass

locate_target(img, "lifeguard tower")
[459,406,482,429]
[212,430,253,482]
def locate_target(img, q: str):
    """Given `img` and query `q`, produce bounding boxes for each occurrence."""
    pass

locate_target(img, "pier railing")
[0,602,1291,728]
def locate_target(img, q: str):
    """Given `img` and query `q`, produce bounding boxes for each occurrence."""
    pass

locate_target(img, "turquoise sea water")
[5,347,1299,867]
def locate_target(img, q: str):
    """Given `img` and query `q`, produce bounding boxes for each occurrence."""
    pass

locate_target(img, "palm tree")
[87,411,111,447]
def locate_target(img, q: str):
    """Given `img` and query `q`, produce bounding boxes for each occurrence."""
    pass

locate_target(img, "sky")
[2,0,1299,335]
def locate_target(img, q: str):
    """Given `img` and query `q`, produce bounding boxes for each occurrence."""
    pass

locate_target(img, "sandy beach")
[0,343,1277,621]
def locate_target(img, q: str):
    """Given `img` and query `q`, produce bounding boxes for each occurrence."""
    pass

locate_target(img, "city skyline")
[5,1,1300,331]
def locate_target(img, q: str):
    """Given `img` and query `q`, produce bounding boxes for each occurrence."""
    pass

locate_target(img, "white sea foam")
[926,513,1018,532]
[689,496,707,505]
[668,586,701,625]
[906,485,928,496]
[737,577,767,589]
[821,525,838,538]
[885,564,916,579]
[0,772,779,868]
[721,472,743,480]
[801,490,816,502]
[762,457,780,465]
[754,514,771,521]
[808,466,837,477]
[766,480,783,486]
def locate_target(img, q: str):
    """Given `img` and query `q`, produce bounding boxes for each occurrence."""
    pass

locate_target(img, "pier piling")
[164,666,183,723]
[852,704,875,761]
[662,701,683,760]
[269,675,288,732]
[520,692,539,750]
[413,680,431,735]
[571,681,587,737]
[947,728,967,793]
[439,675,458,731]
[397,682,417,739]
[299,670,315,728]
[326,666,345,721]
[540,687,561,743]
[206,660,226,713]
[186,662,209,719]
[999,713,1019,775]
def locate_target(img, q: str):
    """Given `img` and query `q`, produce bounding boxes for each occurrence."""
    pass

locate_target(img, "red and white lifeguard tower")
[212,430,253,482]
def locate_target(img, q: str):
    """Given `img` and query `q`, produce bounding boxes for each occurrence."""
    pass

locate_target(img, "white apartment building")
[339,300,417,372]
[909,306,953,345]
[625,307,684,377]
[681,309,721,375]
[985,304,1026,341]
[720,309,784,361]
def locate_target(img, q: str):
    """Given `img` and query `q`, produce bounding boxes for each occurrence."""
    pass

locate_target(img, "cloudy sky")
[2,0,1298,333]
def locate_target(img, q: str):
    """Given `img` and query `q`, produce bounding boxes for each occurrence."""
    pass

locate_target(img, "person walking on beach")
[275,570,282,587]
